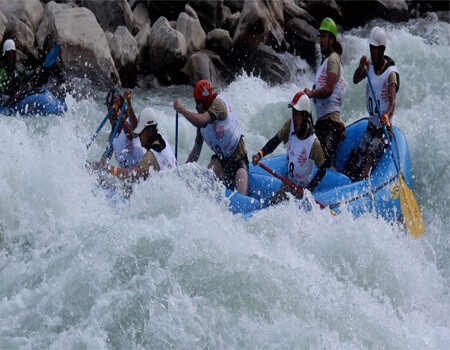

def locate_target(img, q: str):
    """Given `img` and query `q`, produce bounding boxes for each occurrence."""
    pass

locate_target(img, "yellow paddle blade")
[398,174,425,238]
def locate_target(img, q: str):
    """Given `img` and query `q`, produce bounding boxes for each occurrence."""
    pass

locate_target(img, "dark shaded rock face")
[0,0,445,90]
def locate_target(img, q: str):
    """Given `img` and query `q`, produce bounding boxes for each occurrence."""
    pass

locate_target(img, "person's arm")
[174,99,211,128]
[307,140,326,192]
[305,71,337,99]
[252,120,289,165]
[104,150,160,182]
[353,55,369,84]
[124,90,138,130]
[380,74,398,126]
[186,129,203,163]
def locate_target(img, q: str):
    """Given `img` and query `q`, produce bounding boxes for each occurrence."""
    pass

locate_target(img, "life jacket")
[286,120,316,187]
[365,56,399,128]
[150,136,177,170]
[313,55,345,119]
[200,95,241,160]
[113,130,146,168]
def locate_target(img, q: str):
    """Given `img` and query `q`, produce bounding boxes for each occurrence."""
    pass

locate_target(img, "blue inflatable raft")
[0,87,66,116]
[227,118,413,223]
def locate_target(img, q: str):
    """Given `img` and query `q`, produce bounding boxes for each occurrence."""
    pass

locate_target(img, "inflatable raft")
[0,87,66,116]
[227,118,413,223]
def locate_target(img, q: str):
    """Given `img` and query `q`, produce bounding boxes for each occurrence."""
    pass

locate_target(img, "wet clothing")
[311,53,346,167]
[345,56,399,181]
[260,118,326,192]
[195,96,249,188]
[113,130,146,168]
[139,134,177,180]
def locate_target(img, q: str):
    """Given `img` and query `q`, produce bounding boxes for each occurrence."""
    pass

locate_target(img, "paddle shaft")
[258,162,327,209]
[175,111,179,159]
[104,103,127,159]
[86,107,114,150]
[8,44,61,107]
[366,68,424,237]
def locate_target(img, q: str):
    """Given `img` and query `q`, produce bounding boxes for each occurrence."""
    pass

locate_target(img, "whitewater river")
[1,18,448,349]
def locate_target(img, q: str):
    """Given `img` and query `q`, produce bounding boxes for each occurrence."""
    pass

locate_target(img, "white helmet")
[368,27,386,47]
[134,107,158,134]
[288,91,311,114]
[3,39,16,55]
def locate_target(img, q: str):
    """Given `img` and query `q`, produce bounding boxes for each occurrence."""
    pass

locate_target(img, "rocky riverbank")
[1,0,448,93]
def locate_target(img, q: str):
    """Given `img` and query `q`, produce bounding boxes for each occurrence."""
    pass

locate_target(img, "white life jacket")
[313,56,345,119]
[286,120,316,187]
[150,136,177,170]
[113,130,146,168]
[200,95,241,159]
[365,63,398,128]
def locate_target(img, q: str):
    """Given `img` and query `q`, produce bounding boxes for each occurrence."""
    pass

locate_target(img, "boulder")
[180,50,228,87]
[108,26,139,87]
[206,29,233,55]
[176,10,206,54]
[233,0,285,51]
[3,17,37,62]
[283,0,317,25]
[0,11,7,41]
[223,0,245,13]
[133,2,151,29]
[307,0,343,24]
[147,17,187,72]
[243,43,291,85]
[0,0,43,32]
[79,0,138,34]
[188,0,223,34]
[36,6,119,87]
[338,0,408,29]
[285,18,319,68]
[135,23,151,71]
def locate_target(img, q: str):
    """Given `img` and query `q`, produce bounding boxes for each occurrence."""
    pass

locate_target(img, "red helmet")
[194,80,213,101]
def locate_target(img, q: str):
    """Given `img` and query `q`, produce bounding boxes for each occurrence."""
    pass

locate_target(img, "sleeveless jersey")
[150,136,177,170]
[200,95,241,160]
[286,120,316,187]
[365,64,398,128]
[113,130,146,168]
[313,56,345,118]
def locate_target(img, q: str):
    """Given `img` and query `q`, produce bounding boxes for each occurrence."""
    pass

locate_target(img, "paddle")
[86,107,114,150]
[104,102,127,159]
[8,44,62,106]
[365,68,425,238]
[258,161,332,212]
[175,111,179,159]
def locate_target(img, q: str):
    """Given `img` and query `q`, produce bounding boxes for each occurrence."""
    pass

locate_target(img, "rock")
[243,43,291,85]
[180,50,228,87]
[0,11,7,41]
[176,9,206,54]
[223,0,245,13]
[223,11,240,38]
[37,6,119,87]
[108,26,139,87]
[133,2,150,29]
[79,0,138,34]
[206,29,233,55]
[285,18,319,68]
[233,0,285,51]
[307,0,343,24]
[188,0,224,34]
[147,17,187,72]
[0,0,43,33]
[3,17,37,62]
[283,0,317,25]
[338,0,408,29]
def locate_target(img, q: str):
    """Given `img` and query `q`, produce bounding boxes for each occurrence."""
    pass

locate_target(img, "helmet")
[193,80,212,101]
[134,107,158,134]
[3,39,16,55]
[288,92,311,114]
[319,17,337,38]
[368,26,386,47]
[105,87,123,108]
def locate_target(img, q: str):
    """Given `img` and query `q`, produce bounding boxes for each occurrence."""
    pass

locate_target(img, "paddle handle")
[258,162,327,209]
